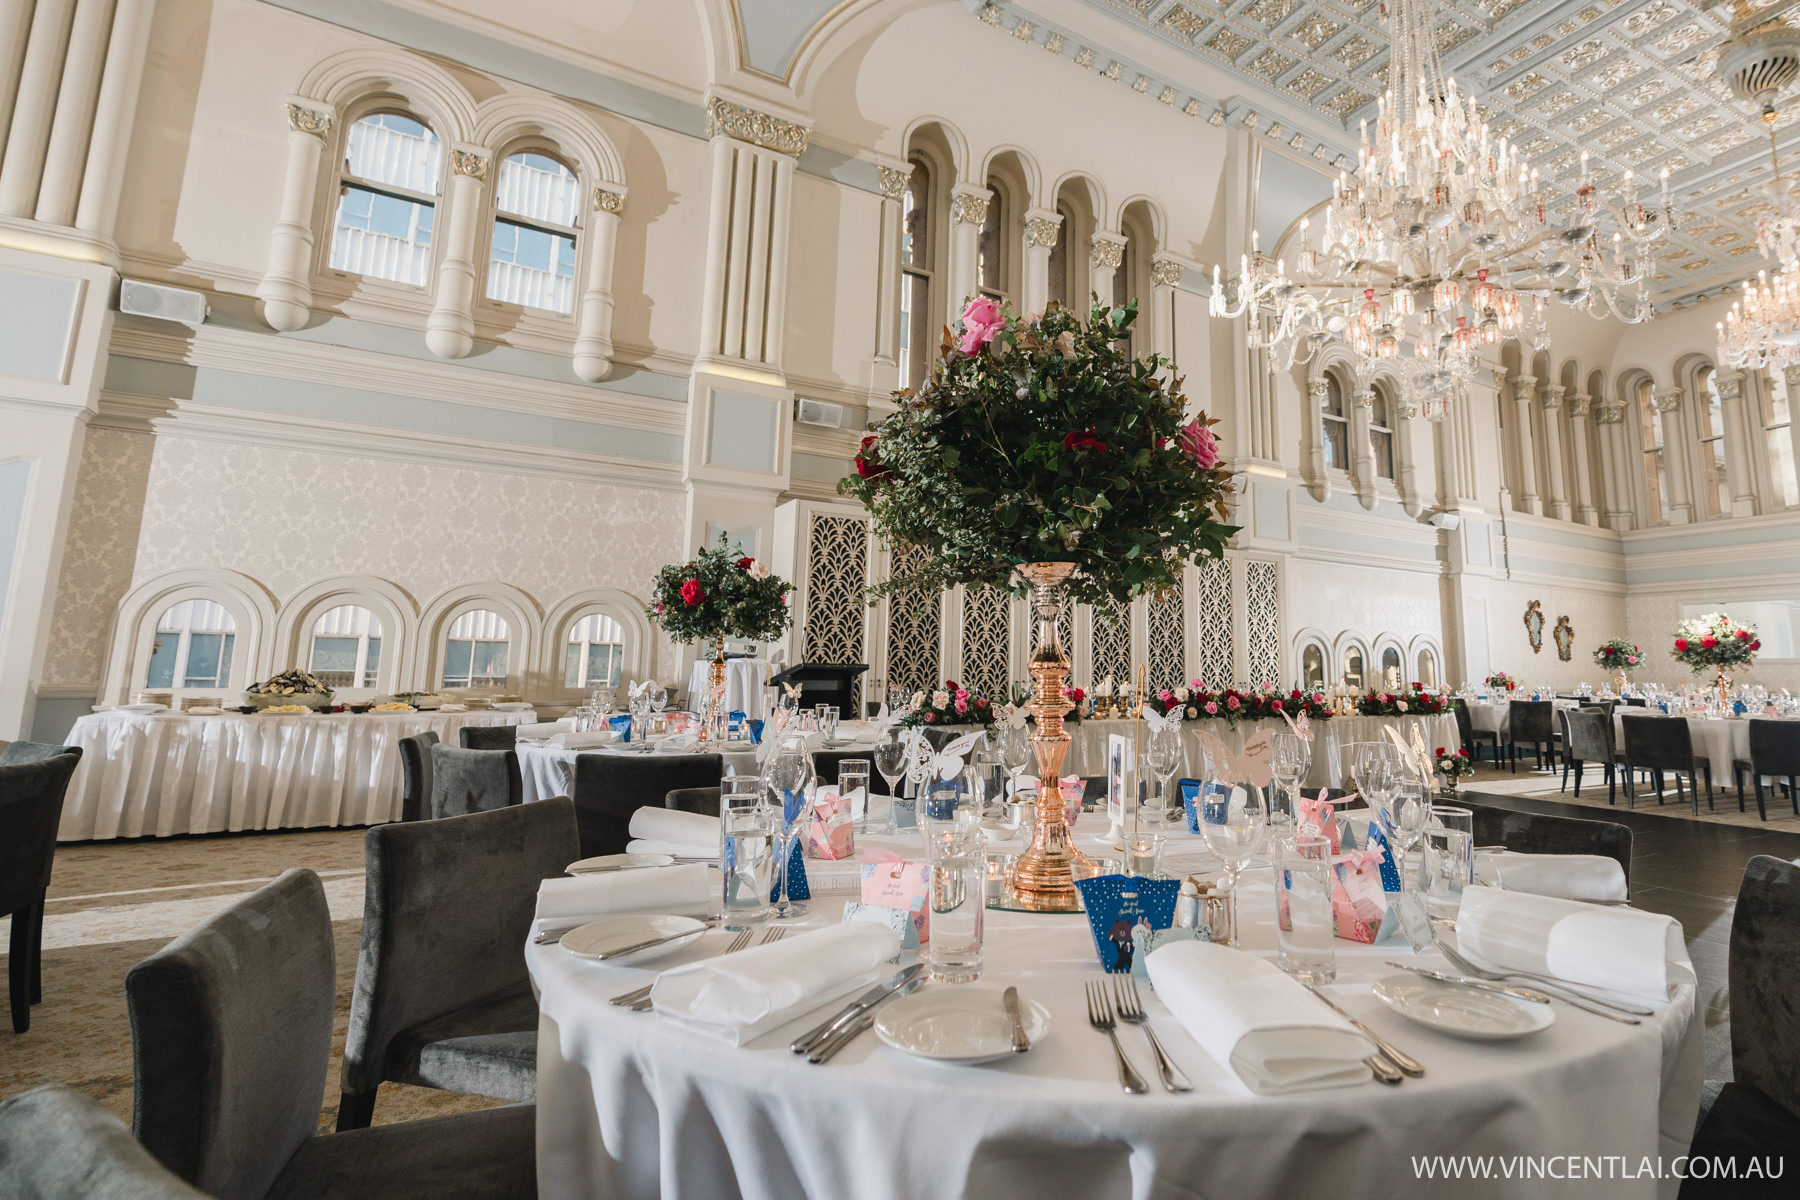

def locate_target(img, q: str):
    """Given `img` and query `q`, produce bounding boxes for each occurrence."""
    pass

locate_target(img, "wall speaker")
[119,279,208,329]
[794,397,845,428]
[1429,510,1462,531]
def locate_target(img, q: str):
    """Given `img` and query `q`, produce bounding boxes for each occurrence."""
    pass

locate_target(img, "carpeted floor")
[1460,758,1800,832]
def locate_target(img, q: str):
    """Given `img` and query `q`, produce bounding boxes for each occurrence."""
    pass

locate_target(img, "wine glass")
[1351,741,1400,801]
[1269,731,1309,839]
[761,734,813,918]
[996,722,1032,795]
[1372,768,1431,894]
[1147,726,1182,827]
[1199,782,1267,945]
[873,729,909,835]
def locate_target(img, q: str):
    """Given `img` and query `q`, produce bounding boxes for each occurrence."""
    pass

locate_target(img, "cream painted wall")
[1479,576,1628,691]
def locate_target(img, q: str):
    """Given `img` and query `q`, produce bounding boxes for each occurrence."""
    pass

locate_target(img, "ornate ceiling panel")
[995,0,1800,303]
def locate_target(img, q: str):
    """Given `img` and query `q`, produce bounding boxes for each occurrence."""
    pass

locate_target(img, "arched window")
[1300,642,1326,690]
[1379,645,1403,689]
[1342,644,1366,690]
[330,112,441,287]
[1763,369,1799,508]
[977,179,1007,303]
[1638,378,1665,524]
[443,609,510,688]
[1417,647,1438,689]
[486,150,580,314]
[1696,367,1729,519]
[564,612,625,689]
[307,604,383,688]
[1369,386,1396,481]
[146,600,237,689]
[900,156,933,392]
[1322,373,1350,471]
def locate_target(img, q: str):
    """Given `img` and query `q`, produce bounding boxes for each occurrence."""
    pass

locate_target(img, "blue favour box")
[1072,874,1181,973]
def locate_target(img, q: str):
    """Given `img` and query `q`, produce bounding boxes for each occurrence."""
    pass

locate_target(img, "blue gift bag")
[607,713,633,742]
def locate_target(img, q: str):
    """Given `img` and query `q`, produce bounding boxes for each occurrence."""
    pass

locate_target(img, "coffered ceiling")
[993,0,1800,305]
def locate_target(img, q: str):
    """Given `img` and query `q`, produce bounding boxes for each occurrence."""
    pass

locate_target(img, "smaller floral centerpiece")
[648,536,793,646]
[1357,686,1449,717]
[1434,745,1475,794]
[1593,638,1641,674]
[898,680,997,727]
[246,668,334,711]
[1671,613,1759,672]
[1484,672,1516,693]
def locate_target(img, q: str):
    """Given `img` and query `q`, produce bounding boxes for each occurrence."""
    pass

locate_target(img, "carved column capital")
[285,102,333,139]
[1149,255,1184,289]
[1089,232,1125,269]
[877,165,909,202]
[1569,392,1591,418]
[1654,389,1684,414]
[1541,384,1565,411]
[1715,372,1744,403]
[1024,209,1062,248]
[706,96,810,157]
[451,148,491,181]
[1307,377,1330,404]
[594,187,626,215]
[1596,401,1626,426]
[949,184,992,225]
[1511,374,1537,402]
[1353,389,1376,411]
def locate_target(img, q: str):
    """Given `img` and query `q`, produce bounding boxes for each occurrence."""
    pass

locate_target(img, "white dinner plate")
[565,853,675,874]
[117,703,165,714]
[1371,973,1556,1041]
[492,702,533,711]
[875,985,1051,1064]
[557,914,706,963]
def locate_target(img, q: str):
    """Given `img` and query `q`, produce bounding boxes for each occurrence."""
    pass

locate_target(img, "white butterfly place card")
[1140,705,1181,735]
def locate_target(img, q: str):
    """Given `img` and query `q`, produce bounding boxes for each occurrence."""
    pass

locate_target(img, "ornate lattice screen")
[882,543,941,696]
[1089,596,1131,690]
[802,514,870,709]
[1245,559,1281,688]
[958,585,1013,700]
[1146,588,1185,694]
[1195,555,1233,689]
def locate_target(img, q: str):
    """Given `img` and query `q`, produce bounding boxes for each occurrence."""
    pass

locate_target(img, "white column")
[0,0,37,159]
[0,0,76,216]
[1715,370,1759,518]
[1787,367,1800,508]
[32,0,113,226]
[256,101,333,332]
[1089,231,1123,310]
[694,103,801,374]
[73,0,154,236]
[1540,384,1569,521]
[1598,401,1633,530]
[1149,254,1181,362]
[1569,393,1598,525]
[572,187,624,382]
[946,182,989,327]
[424,146,489,360]
[1020,207,1059,316]
[1304,377,1330,498]
[1655,389,1694,524]
[1351,387,1376,508]
[871,164,908,391]
[1511,373,1541,515]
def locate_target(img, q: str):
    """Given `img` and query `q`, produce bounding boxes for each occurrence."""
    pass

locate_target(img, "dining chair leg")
[336,1089,378,1132]
[8,908,30,1034]
[1702,765,1713,812]
[1789,775,1798,817]
[1560,753,1571,793]
[1687,769,1699,816]
[1606,763,1616,805]
[1735,765,1746,813]
[1572,760,1583,798]
[28,896,44,1005]
[1624,764,1635,809]
[1752,773,1768,821]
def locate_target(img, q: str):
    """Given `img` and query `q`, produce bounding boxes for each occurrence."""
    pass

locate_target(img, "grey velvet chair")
[572,753,724,857]
[0,1085,211,1199]
[458,725,519,751]
[427,744,523,819]
[2,746,82,1033]
[665,786,721,818]
[1620,713,1713,813]
[125,867,536,1200]
[1465,803,1632,883]
[1505,700,1557,773]
[1557,707,1618,803]
[397,731,438,822]
[1739,719,1800,821]
[1451,698,1500,763]
[0,739,74,766]
[1681,856,1800,1200]
[338,798,579,1131]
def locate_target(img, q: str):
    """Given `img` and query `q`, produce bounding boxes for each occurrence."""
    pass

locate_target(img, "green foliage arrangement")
[647,536,793,644]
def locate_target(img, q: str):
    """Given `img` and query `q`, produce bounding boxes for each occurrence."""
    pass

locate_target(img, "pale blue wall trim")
[0,460,32,639]
[1620,521,1800,557]
[1296,524,1436,563]
[29,697,91,747]
[103,356,685,464]
[792,450,849,483]
[257,0,887,194]
[1304,488,1418,524]
[1627,557,1800,585]
[1502,521,1623,557]
[1507,554,1627,585]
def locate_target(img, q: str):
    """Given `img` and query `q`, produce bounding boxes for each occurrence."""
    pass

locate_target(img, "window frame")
[1368,384,1397,482]
[326,108,444,292]
[143,599,239,695]
[899,154,934,393]
[481,144,584,318]
[562,610,627,691]
[1695,366,1729,520]
[1761,368,1800,509]
[305,603,385,690]
[439,606,515,691]
[1637,378,1666,526]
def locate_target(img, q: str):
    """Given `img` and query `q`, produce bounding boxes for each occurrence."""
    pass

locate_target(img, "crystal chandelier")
[1210,0,1674,419]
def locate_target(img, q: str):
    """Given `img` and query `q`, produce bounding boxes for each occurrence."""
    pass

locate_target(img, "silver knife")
[809,978,924,1064]
[1307,984,1423,1078]
[590,919,719,960]
[791,964,926,1055]
[1003,986,1031,1053]
[1384,961,1551,1004]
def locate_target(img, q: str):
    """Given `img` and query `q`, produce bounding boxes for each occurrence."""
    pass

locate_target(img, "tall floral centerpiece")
[841,298,1237,910]
[647,537,793,739]
[1671,613,1759,700]
[1593,638,1641,691]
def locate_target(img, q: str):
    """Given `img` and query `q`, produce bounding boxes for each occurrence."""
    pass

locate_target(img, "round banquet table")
[516,728,885,803]
[1465,698,1578,740]
[684,658,771,721]
[58,708,535,840]
[1612,711,1800,778]
[527,800,1700,1200]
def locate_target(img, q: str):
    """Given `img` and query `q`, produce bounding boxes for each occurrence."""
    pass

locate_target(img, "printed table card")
[1072,874,1181,973]
[861,861,929,948]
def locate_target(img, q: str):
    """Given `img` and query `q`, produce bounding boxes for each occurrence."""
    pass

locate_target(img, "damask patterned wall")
[1194,556,1233,689]
[959,585,1012,700]
[802,514,870,710]
[883,543,942,695]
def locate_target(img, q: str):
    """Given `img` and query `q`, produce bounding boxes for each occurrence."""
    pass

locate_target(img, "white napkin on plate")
[536,863,714,922]
[1474,851,1628,902]
[626,807,718,858]
[651,923,901,1046]
[1455,885,1686,1007]
[544,731,618,749]
[517,718,576,740]
[1145,941,1375,1095]
[659,732,698,750]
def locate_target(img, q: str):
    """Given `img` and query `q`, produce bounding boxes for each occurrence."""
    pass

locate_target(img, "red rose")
[680,578,704,606]
[1062,430,1107,454]
[1458,748,1470,758]
[975,697,989,708]
[1736,629,1752,640]
[1751,640,1762,651]
[1675,638,1689,652]
[853,434,888,480]
[923,711,936,723]
[1701,636,1718,649]
[1435,747,1446,756]
[1272,699,1284,711]
[737,556,755,570]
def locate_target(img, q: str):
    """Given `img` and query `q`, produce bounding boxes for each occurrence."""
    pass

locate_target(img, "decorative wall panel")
[1245,559,1282,687]
[883,543,942,695]
[1195,556,1233,690]
[43,428,156,687]
[1146,589,1185,694]
[802,514,869,710]
[1089,596,1132,690]
[959,585,1012,700]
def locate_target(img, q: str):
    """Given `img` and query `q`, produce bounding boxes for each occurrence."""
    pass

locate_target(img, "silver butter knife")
[809,978,924,1064]
[1384,961,1551,1004]
[792,964,925,1055]
[595,918,720,960]
[1307,984,1423,1078]
[1003,986,1031,1053]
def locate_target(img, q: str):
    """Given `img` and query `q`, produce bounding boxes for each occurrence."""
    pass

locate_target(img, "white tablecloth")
[517,741,763,803]
[1609,712,1800,778]
[1468,698,1578,739]
[685,659,771,721]
[528,799,1701,1200]
[58,709,535,840]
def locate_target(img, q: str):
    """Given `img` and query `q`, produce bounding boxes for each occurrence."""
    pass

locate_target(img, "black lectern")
[768,663,868,713]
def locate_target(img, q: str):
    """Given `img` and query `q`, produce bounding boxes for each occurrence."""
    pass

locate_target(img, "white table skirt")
[517,742,764,803]
[58,709,534,841]
[684,659,771,721]
[1611,713,1789,777]
[528,801,1700,1200]
[1468,699,1578,740]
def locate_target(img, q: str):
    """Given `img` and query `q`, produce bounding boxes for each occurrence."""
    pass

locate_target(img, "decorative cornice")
[877,166,908,202]
[451,149,490,181]
[1025,215,1061,249]
[949,186,991,226]
[706,97,809,158]
[1149,256,1183,289]
[594,188,625,215]
[1541,384,1565,411]
[1089,233,1124,269]
[1654,389,1684,414]
[285,103,333,139]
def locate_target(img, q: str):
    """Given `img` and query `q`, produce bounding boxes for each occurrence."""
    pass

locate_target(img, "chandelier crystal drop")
[1209,0,1674,420]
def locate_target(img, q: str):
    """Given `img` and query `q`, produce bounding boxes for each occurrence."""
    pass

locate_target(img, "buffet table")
[58,708,535,840]
[528,798,1701,1200]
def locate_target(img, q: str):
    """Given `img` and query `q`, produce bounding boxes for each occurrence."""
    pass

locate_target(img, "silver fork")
[609,928,752,1007]
[1434,939,1647,1024]
[1085,980,1148,1094]
[622,927,786,1011]
[1111,976,1192,1093]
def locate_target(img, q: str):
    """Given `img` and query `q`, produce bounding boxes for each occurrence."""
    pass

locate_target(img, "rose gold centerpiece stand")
[1007,562,1093,912]
[699,633,727,743]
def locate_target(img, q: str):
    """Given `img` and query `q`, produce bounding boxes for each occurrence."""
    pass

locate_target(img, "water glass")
[820,705,840,740]
[1420,805,1474,919]
[1126,833,1166,879]
[1199,782,1267,946]
[1269,731,1309,837]
[1274,833,1336,983]
[923,812,985,983]
[1376,778,1433,894]
[967,749,1006,820]
[719,780,774,927]
[628,711,650,749]
[837,758,871,831]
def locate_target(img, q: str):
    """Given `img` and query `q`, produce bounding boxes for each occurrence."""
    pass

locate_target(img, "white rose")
[911,691,926,708]
[750,561,770,579]
[931,690,950,708]
[1173,686,1189,702]
[1396,700,1408,712]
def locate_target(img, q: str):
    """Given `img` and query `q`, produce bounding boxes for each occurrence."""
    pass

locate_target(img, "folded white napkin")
[517,718,576,740]
[651,923,901,1045]
[1455,885,1686,1007]
[536,863,714,922]
[1474,851,1628,902]
[626,808,717,858]
[544,731,618,749]
[1145,941,1375,1095]
[659,732,698,750]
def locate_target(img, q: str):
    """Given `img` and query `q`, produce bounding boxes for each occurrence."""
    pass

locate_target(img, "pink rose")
[1204,701,1218,715]
[957,296,1006,354]
[1313,693,1325,704]
[954,697,968,715]
[1272,699,1284,711]
[1178,418,1220,469]
[1160,690,1175,706]
[1226,695,1241,710]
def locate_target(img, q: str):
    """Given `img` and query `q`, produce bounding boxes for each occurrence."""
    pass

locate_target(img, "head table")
[527,797,1700,1200]
[57,708,534,841]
